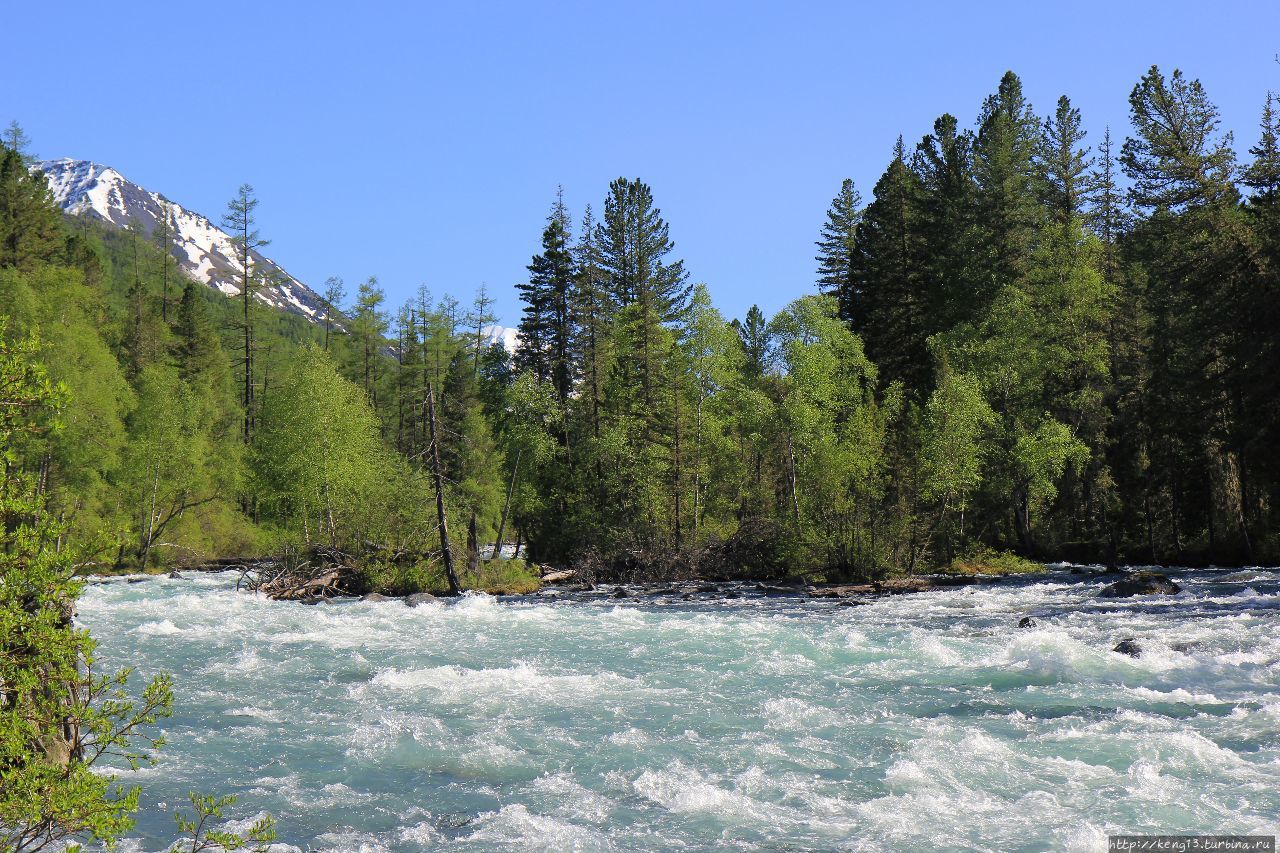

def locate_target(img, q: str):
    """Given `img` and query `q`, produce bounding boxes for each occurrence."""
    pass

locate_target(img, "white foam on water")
[135,618,183,635]
[760,696,841,730]
[463,804,612,851]
[632,763,779,823]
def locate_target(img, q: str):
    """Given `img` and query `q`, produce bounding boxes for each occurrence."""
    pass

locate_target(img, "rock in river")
[1113,638,1142,657]
[404,592,438,607]
[1098,571,1181,598]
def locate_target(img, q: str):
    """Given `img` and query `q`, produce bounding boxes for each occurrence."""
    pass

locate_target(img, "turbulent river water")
[78,566,1280,852]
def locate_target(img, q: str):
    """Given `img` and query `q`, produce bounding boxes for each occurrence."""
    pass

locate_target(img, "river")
[77,566,1280,851]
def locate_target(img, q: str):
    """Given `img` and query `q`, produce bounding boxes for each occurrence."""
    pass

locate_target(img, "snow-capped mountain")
[478,324,519,354]
[33,158,332,323]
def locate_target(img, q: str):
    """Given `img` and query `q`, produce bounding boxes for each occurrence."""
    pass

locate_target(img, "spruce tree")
[814,177,862,318]
[595,178,689,407]
[851,139,928,391]
[570,204,614,441]
[913,114,976,331]
[971,72,1044,309]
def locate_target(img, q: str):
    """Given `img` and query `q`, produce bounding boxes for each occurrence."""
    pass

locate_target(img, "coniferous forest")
[4,65,1280,595]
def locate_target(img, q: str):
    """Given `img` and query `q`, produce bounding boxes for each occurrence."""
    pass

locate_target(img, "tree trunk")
[494,448,521,558]
[427,382,461,594]
[467,512,480,577]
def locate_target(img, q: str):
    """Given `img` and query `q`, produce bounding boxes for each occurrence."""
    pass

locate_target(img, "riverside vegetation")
[2,64,1280,846]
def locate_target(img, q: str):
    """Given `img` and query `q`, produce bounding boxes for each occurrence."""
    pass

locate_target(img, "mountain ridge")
[33,157,334,323]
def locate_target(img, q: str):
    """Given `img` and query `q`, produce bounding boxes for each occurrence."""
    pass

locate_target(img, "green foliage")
[945,547,1046,576]
[0,324,174,852]
[253,345,398,549]
[168,792,276,853]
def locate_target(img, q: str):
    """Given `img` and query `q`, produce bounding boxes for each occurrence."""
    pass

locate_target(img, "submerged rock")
[404,593,437,607]
[1018,616,1038,629]
[361,592,392,602]
[1113,638,1142,657]
[1098,571,1181,598]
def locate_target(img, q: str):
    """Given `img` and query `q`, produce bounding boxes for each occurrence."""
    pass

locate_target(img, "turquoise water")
[78,567,1280,851]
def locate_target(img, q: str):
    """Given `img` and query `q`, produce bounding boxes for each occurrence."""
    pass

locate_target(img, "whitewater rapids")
[78,567,1280,851]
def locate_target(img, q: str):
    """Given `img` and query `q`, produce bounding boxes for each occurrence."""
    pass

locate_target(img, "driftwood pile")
[236,546,362,601]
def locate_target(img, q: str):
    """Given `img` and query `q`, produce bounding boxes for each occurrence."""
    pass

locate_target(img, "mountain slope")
[33,158,332,322]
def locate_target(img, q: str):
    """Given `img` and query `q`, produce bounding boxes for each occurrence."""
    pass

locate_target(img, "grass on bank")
[939,547,1046,576]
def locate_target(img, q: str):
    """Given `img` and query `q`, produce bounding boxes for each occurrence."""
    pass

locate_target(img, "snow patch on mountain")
[32,158,334,323]
[479,325,520,354]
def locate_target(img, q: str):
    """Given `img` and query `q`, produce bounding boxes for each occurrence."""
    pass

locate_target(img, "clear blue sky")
[7,1,1279,325]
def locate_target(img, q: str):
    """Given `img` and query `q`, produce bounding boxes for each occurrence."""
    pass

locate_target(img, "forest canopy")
[2,64,1279,585]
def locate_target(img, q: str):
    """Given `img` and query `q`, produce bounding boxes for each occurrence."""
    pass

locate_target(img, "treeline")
[2,63,1278,582]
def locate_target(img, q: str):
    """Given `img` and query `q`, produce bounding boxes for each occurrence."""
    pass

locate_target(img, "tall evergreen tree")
[1039,95,1092,227]
[221,184,269,443]
[851,139,927,391]
[971,72,1043,310]
[570,204,614,442]
[515,215,575,404]
[913,114,976,331]
[814,178,862,318]
[595,178,689,408]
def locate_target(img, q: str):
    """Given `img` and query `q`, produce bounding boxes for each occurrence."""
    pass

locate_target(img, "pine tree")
[1122,66,1238,211]
[1039,95,1092,227]
[465,283,498,376]
[154,199,175,323]
[221,184,269,443]
[814,177,862,317]
[322,276,346,351]
[2,120,32,159]
[1123,66,1248,558]
[351,276,388,407]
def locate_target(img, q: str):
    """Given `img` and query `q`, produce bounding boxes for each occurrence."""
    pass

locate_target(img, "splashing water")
[77,567,1280,851]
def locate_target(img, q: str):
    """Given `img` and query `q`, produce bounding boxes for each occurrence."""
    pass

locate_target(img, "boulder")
[404,592,438,607]
[1098,571,1181,598]
[1018,616,1038,629]
[541,569,577,584]
[612,588,631,598]
[362,592,392,602]
[168,571,183,579]
[1113,638,1142,657]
